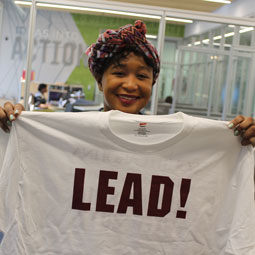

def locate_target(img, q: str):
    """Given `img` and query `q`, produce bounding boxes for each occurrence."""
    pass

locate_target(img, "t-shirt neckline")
[100,110,196,153]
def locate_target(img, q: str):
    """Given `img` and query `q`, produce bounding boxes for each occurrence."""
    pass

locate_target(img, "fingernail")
[14,109,19,114]
[9,114,15,121]
[234,130,239,136]
[6,120,12,127]
[228,123,234,129]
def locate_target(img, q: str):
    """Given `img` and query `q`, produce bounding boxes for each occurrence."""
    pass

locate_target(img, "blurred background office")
[0,0,255,119]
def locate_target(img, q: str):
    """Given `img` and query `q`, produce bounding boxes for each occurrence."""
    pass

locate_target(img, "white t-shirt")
[0,111,254,255]
[0,130,9,173]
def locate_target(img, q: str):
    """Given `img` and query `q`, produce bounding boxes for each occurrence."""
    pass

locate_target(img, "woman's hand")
[228,115,255,146]
[0,102,24,132]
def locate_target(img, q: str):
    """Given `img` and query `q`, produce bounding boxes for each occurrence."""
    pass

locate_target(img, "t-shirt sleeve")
[0,125,22,251]
[225,146,255,254]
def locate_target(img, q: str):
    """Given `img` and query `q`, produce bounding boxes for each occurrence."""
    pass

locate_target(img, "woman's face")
[99,52,154,114]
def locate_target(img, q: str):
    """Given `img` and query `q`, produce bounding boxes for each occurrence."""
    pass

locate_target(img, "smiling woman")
[85,20,160,114]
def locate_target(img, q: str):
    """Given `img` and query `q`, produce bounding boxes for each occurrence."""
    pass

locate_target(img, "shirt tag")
[134,122,150,137]
[0,230,4,245]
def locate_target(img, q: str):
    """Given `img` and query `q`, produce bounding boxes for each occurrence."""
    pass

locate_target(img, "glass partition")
[0,1,30,103]
[166,22,255,119]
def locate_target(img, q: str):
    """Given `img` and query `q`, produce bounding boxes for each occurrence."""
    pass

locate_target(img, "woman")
[0,20,254,145]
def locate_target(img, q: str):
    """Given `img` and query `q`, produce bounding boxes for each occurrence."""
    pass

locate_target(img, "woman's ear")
[98,82,103,92]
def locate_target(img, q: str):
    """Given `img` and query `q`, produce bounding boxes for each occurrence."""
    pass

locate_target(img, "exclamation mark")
[176,178,191,219]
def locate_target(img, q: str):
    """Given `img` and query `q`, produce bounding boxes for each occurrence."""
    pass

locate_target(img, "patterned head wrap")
[86,20,160,85]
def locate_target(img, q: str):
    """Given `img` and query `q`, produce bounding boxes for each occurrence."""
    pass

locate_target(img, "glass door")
[171,46,251,120]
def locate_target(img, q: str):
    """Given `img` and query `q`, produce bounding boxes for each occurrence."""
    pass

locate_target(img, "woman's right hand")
[0,102,24,132]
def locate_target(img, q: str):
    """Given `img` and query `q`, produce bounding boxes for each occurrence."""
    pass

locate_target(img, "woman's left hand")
[228,115,255,146]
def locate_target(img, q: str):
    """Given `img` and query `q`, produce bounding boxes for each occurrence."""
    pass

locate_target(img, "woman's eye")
[137,74,148,79]
[113,72,125,76]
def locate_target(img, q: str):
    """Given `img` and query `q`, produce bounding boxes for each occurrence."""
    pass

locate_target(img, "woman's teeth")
[119,95,138,99]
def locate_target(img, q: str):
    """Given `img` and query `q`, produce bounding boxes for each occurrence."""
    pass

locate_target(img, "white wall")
[185,0,255,37]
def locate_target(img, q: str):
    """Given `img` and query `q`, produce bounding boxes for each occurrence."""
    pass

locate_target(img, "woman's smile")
[117,94,140,105]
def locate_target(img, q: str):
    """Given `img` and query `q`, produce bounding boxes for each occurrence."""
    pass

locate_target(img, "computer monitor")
[48,91,64,101]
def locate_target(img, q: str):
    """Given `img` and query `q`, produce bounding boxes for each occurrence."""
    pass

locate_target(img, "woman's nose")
[122,75,138,91]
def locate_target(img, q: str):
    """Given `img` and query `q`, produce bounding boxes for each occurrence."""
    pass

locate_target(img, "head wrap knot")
[134,20,147,35]
[86,20,160,84]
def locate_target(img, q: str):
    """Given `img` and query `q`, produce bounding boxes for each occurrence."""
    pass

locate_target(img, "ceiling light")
[224,32,235,37]
[14,0,32,6]
[192,27,253,46]
[240,27,254,33]
[228,25,254,32]
[37,3,162,19]
[165,17,193,23]
[213,35,222,40]
[15,1,193,23]
[203,0,231,3]
[146,34,157,39]
[212,42,231,47]
[15,1,161,20]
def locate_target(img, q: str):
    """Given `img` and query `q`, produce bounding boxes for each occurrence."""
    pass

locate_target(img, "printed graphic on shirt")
[72,168,191,219]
